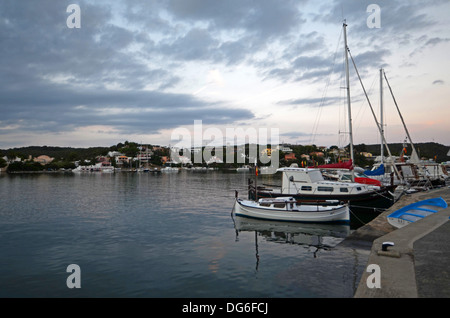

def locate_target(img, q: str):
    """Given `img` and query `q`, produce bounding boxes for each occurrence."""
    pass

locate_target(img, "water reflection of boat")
[232,214,351,266]
[233,216,350,245]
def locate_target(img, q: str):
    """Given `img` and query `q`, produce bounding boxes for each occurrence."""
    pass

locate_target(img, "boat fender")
[382,241,394,251]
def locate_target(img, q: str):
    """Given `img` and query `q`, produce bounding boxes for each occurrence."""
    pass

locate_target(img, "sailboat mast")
[383,70,423,179]
[347,51,404,184]
[343,21,355,177]
[380,68,384,164]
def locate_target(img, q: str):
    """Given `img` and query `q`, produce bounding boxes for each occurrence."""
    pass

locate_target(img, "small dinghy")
[387,197,448,228]
[233,196,350,224]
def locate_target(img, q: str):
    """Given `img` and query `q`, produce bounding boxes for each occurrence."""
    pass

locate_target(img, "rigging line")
[383,71,419,157]
[349,208,368,225]
[354,72,377,134]
[383,70,425,177]
[347,48,404,184]
[310,27,343,144]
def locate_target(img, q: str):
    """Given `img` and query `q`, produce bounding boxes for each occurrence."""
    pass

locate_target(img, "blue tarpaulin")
[364,164,384,176]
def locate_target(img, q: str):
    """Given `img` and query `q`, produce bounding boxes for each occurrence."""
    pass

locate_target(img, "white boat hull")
[233,199,350,224]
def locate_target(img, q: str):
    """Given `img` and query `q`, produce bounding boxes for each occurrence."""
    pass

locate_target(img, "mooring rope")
[349,208,369,225]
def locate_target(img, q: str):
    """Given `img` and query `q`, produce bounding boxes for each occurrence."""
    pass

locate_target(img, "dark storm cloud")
[165,0,304,38]
[0,0,254,137]
[409,36,450,57]
[432,80,444,85]
[158,28,219,61]
[280,131,312,138]
[317,0,448,61]
[317,0,439,33]
[129,0,307,65]
[0,79,251,134]
[277,96,340,108]
[261,53,338,84]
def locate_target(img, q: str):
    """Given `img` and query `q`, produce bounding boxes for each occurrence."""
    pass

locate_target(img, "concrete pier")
[342,187,450,298]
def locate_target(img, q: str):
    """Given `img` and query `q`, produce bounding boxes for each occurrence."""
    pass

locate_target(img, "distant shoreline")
[4,170,71,174]
[2,167,252,174]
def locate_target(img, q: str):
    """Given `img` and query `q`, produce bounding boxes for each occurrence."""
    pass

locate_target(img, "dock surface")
[342,187,450,298]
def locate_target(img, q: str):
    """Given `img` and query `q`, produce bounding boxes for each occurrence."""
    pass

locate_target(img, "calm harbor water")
[0,171,370,297]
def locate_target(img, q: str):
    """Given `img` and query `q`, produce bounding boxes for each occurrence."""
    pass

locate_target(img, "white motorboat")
[251,167,394,206]
[233,196,350,224]
[161,166,180,172]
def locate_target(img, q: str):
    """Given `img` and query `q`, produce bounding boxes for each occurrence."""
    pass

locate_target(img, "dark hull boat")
[249,184,395,211]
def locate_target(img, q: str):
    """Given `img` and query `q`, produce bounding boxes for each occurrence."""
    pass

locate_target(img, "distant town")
[1,141,449,173]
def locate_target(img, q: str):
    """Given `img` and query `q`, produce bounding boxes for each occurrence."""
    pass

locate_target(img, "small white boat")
[387,197,448,228]
[233,196,350,224]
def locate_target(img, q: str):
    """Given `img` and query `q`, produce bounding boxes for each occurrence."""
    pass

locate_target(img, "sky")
[1,0,449,149]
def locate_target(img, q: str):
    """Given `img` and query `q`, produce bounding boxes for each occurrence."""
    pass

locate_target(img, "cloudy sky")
[1,0,449,149]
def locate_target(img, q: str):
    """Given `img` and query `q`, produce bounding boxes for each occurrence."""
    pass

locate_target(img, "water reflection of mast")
[254,231,259,272]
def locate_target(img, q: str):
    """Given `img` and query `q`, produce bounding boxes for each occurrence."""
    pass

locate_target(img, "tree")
[7,161,43,172]
[354,153,370,168]
[6,151,18,161]
[354,143,367,152]
[119,142,139,158]
[0,157,7,168]
[67,152,79,162]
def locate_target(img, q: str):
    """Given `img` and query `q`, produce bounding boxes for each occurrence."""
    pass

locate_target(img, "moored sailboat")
[248,21,395,212]
[364,69,448,188]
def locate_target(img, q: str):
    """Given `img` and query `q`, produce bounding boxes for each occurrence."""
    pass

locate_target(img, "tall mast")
[343,21,354,179]
[380,68,384,164]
